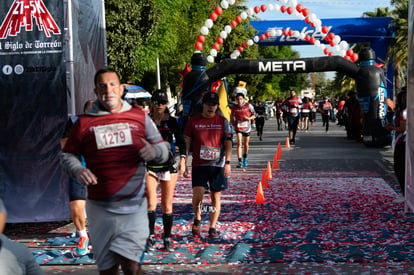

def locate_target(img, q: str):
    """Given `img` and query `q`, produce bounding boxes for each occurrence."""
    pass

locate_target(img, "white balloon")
[253,36,260,43]
[241,12,248,20]
[205,19,214,29]
[247,39,254,46]
[309,13,317,22]
[228,0,236,5]
[234,50,240,57]
[210,49,218,57]
[333,35,341,45]
[314,40,320,47]
[267,4,274,11]
[220,31,228,39]
[334,45,340,52]
[207,55,215,63]
[294,10,301,18]
[200,26,209,35]
[220,0,229,9]
[340,41,348,50]
[340,50,346,57]
[225,25,232,33]
[274,4,280,12]
[292,31,300,38]
[320,44,326,50]
[280,0,288,4]
[315,19,322,27]
[230,53,237,59]
[290,0,297,7]
[270,29,277,36]
[247,8,254,16]
[299,32,305,40]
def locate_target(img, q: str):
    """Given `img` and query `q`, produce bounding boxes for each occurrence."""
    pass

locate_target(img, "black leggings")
[394,142,406,194]
[256,117,265,136]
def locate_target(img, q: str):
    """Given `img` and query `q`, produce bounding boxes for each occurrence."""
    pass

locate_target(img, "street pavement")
[30,115,412,274]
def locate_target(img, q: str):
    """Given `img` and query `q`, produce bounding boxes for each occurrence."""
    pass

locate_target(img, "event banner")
[406,1,413,212]
[0,0,69,222]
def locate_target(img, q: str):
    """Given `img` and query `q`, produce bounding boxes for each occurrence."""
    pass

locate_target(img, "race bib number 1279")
[94,123,133,149]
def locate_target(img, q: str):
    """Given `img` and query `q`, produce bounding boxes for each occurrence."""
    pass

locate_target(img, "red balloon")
[215,6,222,15]
[242,41,248,48]
[344,56,351,61]
[230,20,237,28]
[260,34,266,40]
[310,23,314,28]
[280,5,287,13]
[329,41,335,47]
[261,4,267,12]
[254,6,260,14]
[346,49,354,56]
[304,17,311,24]
[322,26,329,34]
[323,48,330,55]
[210,12,218,22]
[328,33,335,41]
[283,29,289,36]
[309,37,316,44]
[238,46,244,52]
[287,7,293,14]
[195,42,203,51]
[213,43,220,51]
[296,4,303,12]
[197,35,205,43]
[265,31,271,38]
[217,37,224,44]
[235,16,242,24]
[351,53,359,62]
[328,52,334,56]
[305,35,311,41]
[302,8,309,16]
[288,30,294,36]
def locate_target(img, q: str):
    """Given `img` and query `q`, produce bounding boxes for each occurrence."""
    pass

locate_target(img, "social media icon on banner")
[2,65,12,75]
[14,65,24,75]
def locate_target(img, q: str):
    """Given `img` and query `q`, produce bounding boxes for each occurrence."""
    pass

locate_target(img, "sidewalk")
[25,116,413,274]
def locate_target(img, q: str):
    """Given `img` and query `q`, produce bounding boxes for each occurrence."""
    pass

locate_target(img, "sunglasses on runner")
[152,100,167,105]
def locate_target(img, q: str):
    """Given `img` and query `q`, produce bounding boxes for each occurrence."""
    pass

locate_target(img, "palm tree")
[388,0,408,90]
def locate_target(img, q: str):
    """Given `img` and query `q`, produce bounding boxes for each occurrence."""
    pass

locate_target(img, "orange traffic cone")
[272,154,279,169]
[266,161,273,179]
[277,142,282,160]
[285,137,290,148]
[261,169,269,188]
[256,181,265,203]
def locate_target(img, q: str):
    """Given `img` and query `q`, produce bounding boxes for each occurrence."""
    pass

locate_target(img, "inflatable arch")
[181,48,388,147]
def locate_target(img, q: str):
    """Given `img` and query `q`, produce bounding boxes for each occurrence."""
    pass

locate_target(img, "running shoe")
[243,157,248,167]
[146,235,156,251]
[164,238,174,252]
[236,161,243,168]
[208,228,219,239]
[75,236,89,256]
[192,223,201,237]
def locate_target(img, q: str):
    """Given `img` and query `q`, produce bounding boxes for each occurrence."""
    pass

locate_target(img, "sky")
[245,0,393,78]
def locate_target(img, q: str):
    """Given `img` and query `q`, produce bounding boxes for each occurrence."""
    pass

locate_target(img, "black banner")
[0,0,69,222]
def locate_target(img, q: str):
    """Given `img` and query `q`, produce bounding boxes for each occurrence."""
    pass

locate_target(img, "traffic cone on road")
[272,154,279,169]
[256,181,265,203]
[277,142,282,160]
[285,137,290,148]
[261,169,269,188]
[266,161,273,179]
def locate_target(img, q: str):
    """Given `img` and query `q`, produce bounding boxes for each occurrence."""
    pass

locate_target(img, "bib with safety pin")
[94,123,133,150]
[200,145,220,161]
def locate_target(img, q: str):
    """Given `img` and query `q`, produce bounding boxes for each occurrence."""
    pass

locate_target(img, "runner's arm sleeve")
[60,152,84,179]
